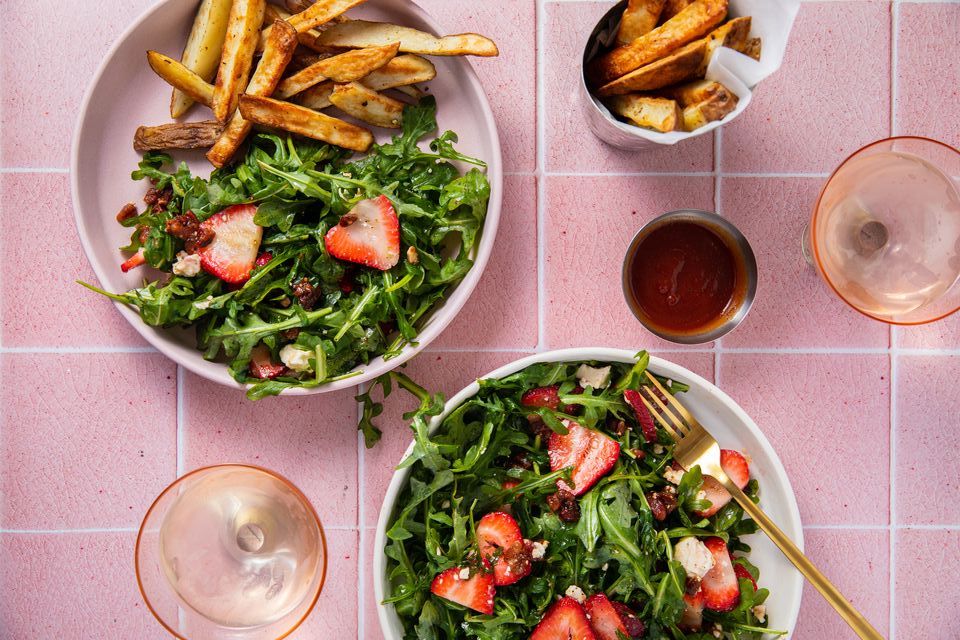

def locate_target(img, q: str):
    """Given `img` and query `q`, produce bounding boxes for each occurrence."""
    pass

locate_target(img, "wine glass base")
[800,223,814,267]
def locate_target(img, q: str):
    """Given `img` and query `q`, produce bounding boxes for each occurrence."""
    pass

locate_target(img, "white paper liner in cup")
[580,0,801,151]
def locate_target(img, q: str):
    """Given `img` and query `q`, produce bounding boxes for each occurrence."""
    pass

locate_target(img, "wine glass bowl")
[136,465,326,640]
[807,137,960,325]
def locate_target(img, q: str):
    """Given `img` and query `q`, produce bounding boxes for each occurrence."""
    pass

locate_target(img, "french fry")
[294,81,336,110]
[287,0,367,33]
[274,43,400,98]
[289,50,332,71]
[661,79,732,106]
[743,36,762,61]
[616,0,666,46]
[606,95,682,132]
[208,20,299,168]
[589,0,728,85]
[171,0,232,118]
[680,88,739,131]
[294,55,435,109]
[212,0,267,122]
[259,4,331,53]
[314,20,499,57]
[330,82,405,128]
[661,0,694,21]
[238,95,374,151]
[596,17,751,96]
[285,0,314,12]
[147,50,215,108]
[394,85,425,99]
[134,121,224,152]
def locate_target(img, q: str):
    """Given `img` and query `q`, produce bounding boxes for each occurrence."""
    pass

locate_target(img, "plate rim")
[70,0,504,396]
[373,347,805,638]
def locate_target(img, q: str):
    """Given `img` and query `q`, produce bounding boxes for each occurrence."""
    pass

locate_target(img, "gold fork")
[637,373,884,640]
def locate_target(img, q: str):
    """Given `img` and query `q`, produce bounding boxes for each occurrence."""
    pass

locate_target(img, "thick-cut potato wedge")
[294,81,336,110]
[148,50,215,108]
[238,95,373,151]
[289,50,332,71]
[743,36,762,61]
[661,79,733,107]
[314,20,499,57]
[606,95,682,132]
[661,0,694,22]
[680,87,739,131]
[617,0,666,46]
[285,0,314,12]
[288,0,367,32]
[589,0,728,84]
[596,17,751,96]
[171,0,232,118]
[212,0,267,122]
[274,43,400,98]
[294,55,435,109]
[208,20,299,167]
[259,4,333,53]
[134,121,224,152]
[330,82,405,128]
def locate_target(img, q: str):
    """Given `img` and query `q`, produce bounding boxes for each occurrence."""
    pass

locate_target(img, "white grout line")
[0,527,139,534]
[176,365,185,477]
[0,345,158,354]
[891,1,901,137]
[535,0,547,354]
[545,170,833,179]
[0,167,69,174]
[356,387,367,640]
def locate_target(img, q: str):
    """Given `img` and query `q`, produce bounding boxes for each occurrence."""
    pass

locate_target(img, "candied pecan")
[144,186,173,211]
[546,489,581,523]
[508,451,532,470]
[500,540,532,579]
[608,416,628,436]
[685,576,702,596]
[165,212,214,253]
[116,202,138,223]
[292,277,322,310]
[526,415,554,441]
[631,448,646,460]
[281,328,301,341]
[646,490,678,522]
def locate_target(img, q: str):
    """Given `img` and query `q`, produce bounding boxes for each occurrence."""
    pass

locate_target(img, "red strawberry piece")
[248,344,285,379]
[623,389,657,443]
[720,449,750,489]
[584,594,644,640]
[679,590,705,632]
[693,475,732,518]
[255,251,273,267]
[521,385,561,410]
[733,562,758,590]
[610,602,645,639]
[501,479,521,491]
[548,421,621,496]
[700,537,740,612]
[324,195,400,270]
[197,204,263,284]
[430,563,495,615]
[476,512,531,586]
[531,597,596,640]
[120,250,146,273]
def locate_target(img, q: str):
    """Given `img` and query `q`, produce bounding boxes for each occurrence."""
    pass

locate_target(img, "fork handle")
[726,483,885,640]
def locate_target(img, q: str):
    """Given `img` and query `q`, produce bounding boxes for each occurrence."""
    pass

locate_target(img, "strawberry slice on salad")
[324,195,400,270]
[700,537,741,612]
[679,590,705,632]
[694,449,751,518]
[430,562,495,615]
[531,597,596,640]
[583,594,645,640]
[734,561,758,590]
[623,389,658,443]
[476,512,532,586]
[548,421,620,496]
[521,385,562,410]
[197,204,263,284]
[120,249,146,273]
[248,344,285,380]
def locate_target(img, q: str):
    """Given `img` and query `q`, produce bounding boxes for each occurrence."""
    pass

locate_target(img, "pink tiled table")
[1,1,958,638]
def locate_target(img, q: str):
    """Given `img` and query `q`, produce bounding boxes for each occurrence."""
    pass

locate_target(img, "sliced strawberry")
[693,475,732,518]
[430,563,495,615]
[476,512,531,586]
[733,562,758,590]
[324,195,399,270]
[521,385,561,410]
[531,597,596,640]
[501,479,522,491]
[548,421,621,496]
[623,389,658,443]
[255,251,273,267]
[720,449,750,489]
[248,344,285,379]
[120,249,146,272]
[197,204,263,284]
[700,537,740,612]
[584,594,646,640]
[679,591,705,632]
[610,602,645,639]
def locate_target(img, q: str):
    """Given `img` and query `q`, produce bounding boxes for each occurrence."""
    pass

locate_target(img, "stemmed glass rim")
[810,135,960,326]
[134,463,328,640]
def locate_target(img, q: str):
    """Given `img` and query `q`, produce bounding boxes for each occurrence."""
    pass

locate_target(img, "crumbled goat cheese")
[663,466,685,485]
[653,444,665,455]
[711,623,723,639]
[194,295,215,310]
[575,364,611,390]
[172,251,202,277]
[458,567,471,580]
[674,537,716,580]
[752,604,766,623]
[441,500,451,509]
[565,585,587,604]
[530,540,549,560]
[602,563,609,571]
[279,345,312,372]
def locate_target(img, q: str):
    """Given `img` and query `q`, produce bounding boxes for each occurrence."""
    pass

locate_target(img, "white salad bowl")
[375,348,804,638]
[71,0,502,395]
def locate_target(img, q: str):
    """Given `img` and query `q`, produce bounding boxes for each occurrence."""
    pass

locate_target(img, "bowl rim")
[70,0,504,396]
[373,347,804,638]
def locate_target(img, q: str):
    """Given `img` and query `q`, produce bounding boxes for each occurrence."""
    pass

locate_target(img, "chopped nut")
[292,277,322,310]
[546,489,581,523]
[646,489,678,521]
[407,245,419,264]
[116,202,138,223]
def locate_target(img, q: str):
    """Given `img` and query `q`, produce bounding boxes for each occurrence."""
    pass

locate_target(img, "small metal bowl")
[622,210,758,344]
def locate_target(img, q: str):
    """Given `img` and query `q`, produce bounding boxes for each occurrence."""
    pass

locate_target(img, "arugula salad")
[382,353,779,639]
[83,97,490,401]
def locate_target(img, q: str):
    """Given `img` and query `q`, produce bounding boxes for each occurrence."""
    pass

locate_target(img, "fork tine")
[639,384,688,436]
[635,392,685,443]
[646,373,700,428]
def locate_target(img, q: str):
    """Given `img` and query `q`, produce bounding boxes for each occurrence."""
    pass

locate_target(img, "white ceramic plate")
[71,0,503,395]
[375,348,804,638]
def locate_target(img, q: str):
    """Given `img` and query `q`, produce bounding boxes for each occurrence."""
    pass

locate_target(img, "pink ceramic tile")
[793,529,889,640]
[289,529,360,639]
[544,2,714,174]
[895,356,960,525]
[181,373,360,528]
[0,174,146,347]
[720,354,890,525]
[896,313,960,350]
[720,177,889,349]
[651,351,715,384]
[0,0,156,167]
[895,529,960,639]
[414,0,536,172]
[544,175,715,350]
[0,532,167,638]
[434,175,538,350]
[721,2,891,174]
[896,4,960,141]
[362,350,532,526]
[0,353,176,529]
[363,527,383,639]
